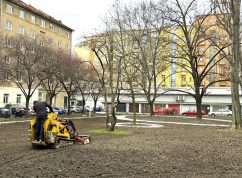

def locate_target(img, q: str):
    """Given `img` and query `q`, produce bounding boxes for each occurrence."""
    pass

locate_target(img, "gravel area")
[0,116,242,178]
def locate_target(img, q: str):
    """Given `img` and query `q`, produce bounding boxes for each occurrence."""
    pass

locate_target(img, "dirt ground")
[0,115,242,178]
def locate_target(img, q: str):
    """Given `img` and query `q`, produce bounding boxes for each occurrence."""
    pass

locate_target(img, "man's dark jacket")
[33,101,53,117]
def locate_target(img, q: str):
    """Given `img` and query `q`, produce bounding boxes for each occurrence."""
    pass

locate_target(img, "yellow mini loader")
[28,113,91,149]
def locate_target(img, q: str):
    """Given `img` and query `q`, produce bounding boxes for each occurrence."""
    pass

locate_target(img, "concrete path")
[116,115,231,128]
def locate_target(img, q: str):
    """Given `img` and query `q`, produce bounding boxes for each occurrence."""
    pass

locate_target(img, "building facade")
[0,0,73,108]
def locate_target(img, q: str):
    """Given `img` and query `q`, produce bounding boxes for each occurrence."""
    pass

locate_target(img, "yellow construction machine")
[28,113,91,149]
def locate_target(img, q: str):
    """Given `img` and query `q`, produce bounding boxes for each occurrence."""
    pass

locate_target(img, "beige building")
[0,0,74,108]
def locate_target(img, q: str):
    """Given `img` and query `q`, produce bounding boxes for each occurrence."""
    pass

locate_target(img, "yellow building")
[167,14,230,88]
[0,0,74,108]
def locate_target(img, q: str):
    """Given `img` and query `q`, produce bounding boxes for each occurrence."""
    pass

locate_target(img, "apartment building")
[73,13,234,114]
[0,0,74,108]
[196,14,231,87]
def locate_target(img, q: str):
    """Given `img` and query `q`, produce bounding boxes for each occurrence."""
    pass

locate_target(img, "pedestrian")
[15,107,20,118]
[33,101,53,143]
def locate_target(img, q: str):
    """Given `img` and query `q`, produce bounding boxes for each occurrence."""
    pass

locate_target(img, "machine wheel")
[49,140,60,149]
[211,113,215,116]
[227,114,232,116]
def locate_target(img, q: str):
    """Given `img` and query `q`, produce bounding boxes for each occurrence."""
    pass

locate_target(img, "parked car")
[208,109,232,116]
[0,107,11,118]
[84,105,102,112]
[154,108,175,115]
[154,108,166,115]
[94,105,102,112]
[70,106,82,114]
[53,107,66,115]
[181,110,205,116]
[4,104,25,117]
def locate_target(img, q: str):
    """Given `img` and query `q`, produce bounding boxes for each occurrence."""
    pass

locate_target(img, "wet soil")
[0,115,242,178]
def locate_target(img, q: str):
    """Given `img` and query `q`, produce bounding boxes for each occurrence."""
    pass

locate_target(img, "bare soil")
[0,115,242,178]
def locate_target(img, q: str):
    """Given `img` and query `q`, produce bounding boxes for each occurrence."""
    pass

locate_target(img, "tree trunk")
[131,89,137,125]
[104,88,110,130]
[195,94,202,120]
[82,99,86,113]
[109,90,116,131]
[67,95,71,115]
[109,106,117,131]
[231,71,241,129]
[93,99,98,114]
[25,96,30,116]
[149,101,154,117]
[231,0,242,129]
[49,95,54,106]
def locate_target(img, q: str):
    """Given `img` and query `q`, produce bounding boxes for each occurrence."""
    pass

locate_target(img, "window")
[182,76,186,82]
[6,21,12,30]
[3,94,9,104]
[199,47,204,52]
[30,46,35,53]
[49,38,54,45]
[16,75,22,82]
[17,59,23,65]
[31,15,35,24]
[6,4,13,14]
[50,24,54,32]
[4,73,10,80]
[20,43,24,50]
[30,30,36,39]
[4,56,11,63]
[38,92,42,102]
[162,75,166,83]
[220,65,230,73]
[65,31,69,38]
[200,56,204,62]
[40,19,45,28]
[65,44,69,50]
[58,40,62,48]
[16,94,21,104]
[199,67,204,73]
[19,10,25,19]
[181,58,186,63]
[40,41,45,46]
[5,38,12,47]
[181,67,186,72]
[58,28,63,35]
[18,26,24,35]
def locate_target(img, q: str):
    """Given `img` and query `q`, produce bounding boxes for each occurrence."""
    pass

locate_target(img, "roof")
[8,0,74,32]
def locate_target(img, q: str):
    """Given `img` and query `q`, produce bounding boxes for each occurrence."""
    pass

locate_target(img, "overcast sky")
[22,0,209,46]
[21,0,134,46]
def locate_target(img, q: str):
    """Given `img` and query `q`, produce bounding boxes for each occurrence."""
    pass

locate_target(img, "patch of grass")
[0,118,12,122]
[91,128,130,135]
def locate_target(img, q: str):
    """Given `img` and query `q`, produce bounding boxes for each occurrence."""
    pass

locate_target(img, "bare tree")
[107,1,140,123]
[119,1,170,117]
[211,0,242,129]
[55,51,80,115]
[89,81,103,114]
[39,48,63,105]
[89,31,122,131]
[76,80,90,113]
[161,0,229,119]
[2,35,47,115]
